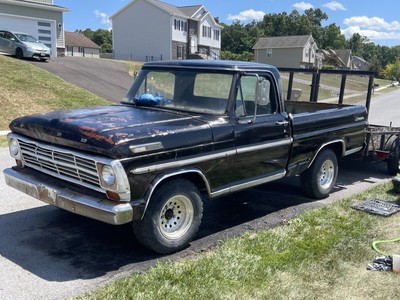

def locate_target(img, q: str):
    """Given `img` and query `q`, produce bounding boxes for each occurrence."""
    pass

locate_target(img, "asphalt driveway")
[29,56,134,103]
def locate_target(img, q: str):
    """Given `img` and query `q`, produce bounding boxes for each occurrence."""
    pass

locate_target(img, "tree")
[384,59,400,81]
[321,24,346,49]
[76,28,113,53]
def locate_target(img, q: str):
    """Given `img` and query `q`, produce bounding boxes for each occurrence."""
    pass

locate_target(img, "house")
[0,0,69,57]
[65,31,101,58]
[253,35,318,68]
[352,55,369,71]
[110,0,223,61]
[321,49,352,69]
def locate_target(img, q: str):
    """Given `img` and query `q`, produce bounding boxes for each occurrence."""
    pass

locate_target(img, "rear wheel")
[134,179,203,254]
[300,149,338,199]
[15,48,23,59]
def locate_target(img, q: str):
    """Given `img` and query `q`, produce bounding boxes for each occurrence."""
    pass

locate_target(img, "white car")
[0,30,50,61]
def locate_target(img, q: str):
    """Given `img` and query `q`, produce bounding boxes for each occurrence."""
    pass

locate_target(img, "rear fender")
[307,139,345,169]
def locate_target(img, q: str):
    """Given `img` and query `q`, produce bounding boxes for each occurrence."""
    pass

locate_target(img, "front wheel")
[300,149,338,199]
[15,48,24,59]
[134,179,203,254]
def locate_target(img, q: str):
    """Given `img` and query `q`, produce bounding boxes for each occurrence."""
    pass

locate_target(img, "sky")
[56,0,400,47]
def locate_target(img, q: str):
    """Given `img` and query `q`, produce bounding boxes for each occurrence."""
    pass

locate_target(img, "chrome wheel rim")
[158,195,194,240]
[318,160,335,189]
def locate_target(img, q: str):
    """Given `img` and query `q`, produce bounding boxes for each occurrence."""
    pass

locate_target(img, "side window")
[235,75,275,117]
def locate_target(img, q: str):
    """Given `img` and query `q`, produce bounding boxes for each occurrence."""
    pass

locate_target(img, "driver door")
[231,73,291,185]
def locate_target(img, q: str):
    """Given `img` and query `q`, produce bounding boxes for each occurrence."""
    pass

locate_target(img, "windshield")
[15,33,39,43]
[123,69,234,115]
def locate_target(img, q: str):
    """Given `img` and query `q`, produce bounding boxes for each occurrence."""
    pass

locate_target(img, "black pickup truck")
[3,60,370,254]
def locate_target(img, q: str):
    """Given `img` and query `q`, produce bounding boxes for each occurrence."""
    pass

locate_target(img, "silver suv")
[0,30,50,61]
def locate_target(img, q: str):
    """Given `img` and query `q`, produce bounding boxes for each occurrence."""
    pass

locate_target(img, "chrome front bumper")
[3,168,133,225]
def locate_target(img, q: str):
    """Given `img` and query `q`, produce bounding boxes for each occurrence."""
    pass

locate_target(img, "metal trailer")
[364,124,400,175]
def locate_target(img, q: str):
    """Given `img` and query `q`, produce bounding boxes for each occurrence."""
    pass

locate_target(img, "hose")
[372,237,400,256]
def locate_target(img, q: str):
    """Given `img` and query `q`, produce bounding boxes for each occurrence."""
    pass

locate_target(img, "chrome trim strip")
[211,171,286,198]
[3,168,133,225]
[236,138,293,154]
[345,146,363,156]
[131,149,237,175]
[131,138,292,175]
[308,139,345,167]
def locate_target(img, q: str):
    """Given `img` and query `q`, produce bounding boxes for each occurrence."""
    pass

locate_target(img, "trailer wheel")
[386,136,400,176]
[133,179,203,254]
[300,149,338,199]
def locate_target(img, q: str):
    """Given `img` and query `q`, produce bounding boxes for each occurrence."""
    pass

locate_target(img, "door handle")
[275,120,289,126]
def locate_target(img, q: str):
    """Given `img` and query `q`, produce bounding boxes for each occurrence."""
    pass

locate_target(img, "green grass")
[0,136,8,148]
[0,55,110,130]
[79,182,400,300]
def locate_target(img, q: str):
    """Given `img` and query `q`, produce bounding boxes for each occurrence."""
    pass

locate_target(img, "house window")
[305,49,309,57]
[213,29,220,41]
[38,21,51,27]
[78,47,84,53]
[38,29,51,34]
[267,49,272,58]
[174,19,187,31]
[202,26,211,38]
[177,45,184,59]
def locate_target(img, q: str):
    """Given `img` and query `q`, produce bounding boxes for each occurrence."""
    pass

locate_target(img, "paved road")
[368,87,400,127]
[29,57,133,103]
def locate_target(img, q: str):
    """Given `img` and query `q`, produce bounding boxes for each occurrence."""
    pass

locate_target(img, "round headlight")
[9,138,19,157]
[101,165,116,186]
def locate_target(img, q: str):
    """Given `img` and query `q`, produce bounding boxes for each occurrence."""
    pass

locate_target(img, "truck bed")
[285,100,368,176]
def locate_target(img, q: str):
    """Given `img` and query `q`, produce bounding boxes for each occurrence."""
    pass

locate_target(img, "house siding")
[255,47,305,68]
[112,0,171,61]
[66,46,99,58]
[197,14,220,50]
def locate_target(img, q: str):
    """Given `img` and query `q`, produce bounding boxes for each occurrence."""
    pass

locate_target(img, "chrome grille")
[18,139,101,188]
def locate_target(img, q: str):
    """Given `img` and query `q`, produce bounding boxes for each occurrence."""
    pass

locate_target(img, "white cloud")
[323,1,346,11]
[293,2,314,11]
[344,16,400,31]
[227,9,265,22]
[94,10,111,25]
[341,17,400,42]
[341,26,400,41]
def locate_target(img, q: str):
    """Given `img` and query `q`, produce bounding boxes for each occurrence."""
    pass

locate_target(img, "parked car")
[0,30,50,61]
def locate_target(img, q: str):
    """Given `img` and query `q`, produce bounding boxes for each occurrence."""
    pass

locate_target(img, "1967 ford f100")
[3,60,372,253]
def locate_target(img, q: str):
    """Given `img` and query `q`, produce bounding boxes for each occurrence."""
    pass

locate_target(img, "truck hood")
[9,104,213,158]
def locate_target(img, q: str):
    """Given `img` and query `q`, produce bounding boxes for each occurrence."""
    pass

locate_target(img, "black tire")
[15,48,24,59]
[300,149,338,199]
[133,179,203,254]
[386,137,400,176]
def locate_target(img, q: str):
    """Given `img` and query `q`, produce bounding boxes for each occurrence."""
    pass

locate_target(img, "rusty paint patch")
[79,126,114,145]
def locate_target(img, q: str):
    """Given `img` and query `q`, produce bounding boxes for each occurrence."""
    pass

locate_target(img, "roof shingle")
[65,31,100,49]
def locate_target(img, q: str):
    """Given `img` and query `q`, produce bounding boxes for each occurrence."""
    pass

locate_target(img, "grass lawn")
[0,55,110,131]
[79,182,400,300]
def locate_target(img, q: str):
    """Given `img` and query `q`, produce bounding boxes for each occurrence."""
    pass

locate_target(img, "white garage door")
[0,14,57,57]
